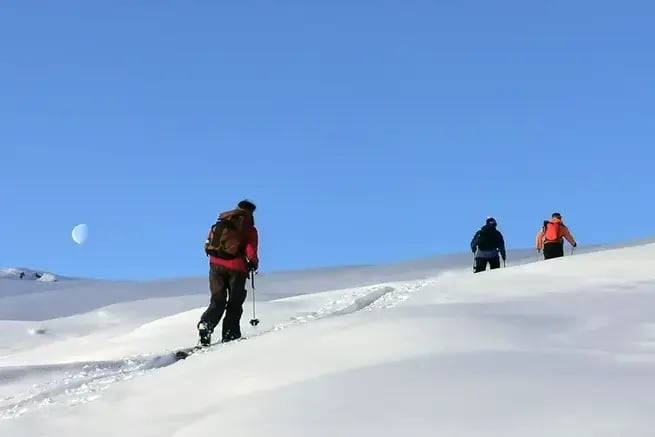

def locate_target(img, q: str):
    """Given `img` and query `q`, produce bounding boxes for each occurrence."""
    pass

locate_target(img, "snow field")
[1,241,654,436]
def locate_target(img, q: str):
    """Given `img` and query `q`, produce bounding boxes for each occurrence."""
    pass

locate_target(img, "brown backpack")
[204,209,253,259]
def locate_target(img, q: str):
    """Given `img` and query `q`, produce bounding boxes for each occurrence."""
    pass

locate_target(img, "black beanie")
[238,199,256,212]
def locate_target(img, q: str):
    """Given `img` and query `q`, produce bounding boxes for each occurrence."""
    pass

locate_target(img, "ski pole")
[249,269,259,326]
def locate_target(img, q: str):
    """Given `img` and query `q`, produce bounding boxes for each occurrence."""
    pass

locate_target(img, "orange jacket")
[535,218,576,250]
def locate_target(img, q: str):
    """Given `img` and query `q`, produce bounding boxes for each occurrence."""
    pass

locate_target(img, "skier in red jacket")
[198,199,259,345]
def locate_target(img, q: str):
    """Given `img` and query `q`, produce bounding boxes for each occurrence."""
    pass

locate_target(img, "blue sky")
[1,1,653,280]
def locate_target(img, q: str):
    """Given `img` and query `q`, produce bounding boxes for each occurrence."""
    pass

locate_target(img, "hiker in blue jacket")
[470,217,506,273]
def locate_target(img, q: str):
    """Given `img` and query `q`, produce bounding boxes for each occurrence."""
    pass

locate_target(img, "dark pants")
[474,256,500,273]
[200,263,248,341]
[543,242,564,260]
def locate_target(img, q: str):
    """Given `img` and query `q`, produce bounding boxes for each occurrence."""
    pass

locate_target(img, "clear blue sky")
[1,1,653,280]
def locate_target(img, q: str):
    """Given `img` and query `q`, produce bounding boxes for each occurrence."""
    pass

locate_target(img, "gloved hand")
[247,260,258,272]
[572,242,577,248]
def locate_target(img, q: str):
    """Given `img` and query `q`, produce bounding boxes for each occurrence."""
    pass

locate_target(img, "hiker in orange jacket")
[536,212,577,260]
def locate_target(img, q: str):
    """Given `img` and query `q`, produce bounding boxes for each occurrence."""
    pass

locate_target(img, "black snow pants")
[474,256,501,273]
[543,242,565,260]
[199,263,248,341]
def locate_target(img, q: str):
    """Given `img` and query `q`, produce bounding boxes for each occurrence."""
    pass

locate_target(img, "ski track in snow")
[0,279,430,420]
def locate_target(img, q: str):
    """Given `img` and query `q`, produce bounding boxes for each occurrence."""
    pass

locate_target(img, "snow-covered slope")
[0,242,625,321]
[1,240,655,436]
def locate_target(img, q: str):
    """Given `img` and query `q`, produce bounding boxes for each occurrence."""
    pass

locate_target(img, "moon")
[72,224,88,245]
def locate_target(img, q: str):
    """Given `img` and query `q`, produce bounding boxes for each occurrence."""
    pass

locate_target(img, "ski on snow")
[174,337,248,360]
[174,344,209,360]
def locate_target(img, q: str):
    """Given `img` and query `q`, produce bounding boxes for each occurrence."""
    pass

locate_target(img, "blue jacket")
[470,225,506,260]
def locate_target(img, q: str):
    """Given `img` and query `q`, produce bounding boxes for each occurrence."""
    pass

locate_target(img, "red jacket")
[209,225,259,273]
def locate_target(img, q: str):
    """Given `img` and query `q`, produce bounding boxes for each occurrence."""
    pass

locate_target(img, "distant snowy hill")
[1,237,655,436]
[0,267,59,282]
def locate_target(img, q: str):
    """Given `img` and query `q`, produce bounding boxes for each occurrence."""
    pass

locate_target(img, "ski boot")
[222,326,242,343]
[197,321,212,347]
